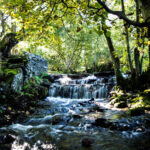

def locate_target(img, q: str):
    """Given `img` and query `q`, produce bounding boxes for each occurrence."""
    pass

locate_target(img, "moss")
[38,85,48,99]
[3,68,20,85]
[127,107,145,116]
[142,89,150,97]
[114,101,127,108]
[4,68,20,75]
[7,55,27,64]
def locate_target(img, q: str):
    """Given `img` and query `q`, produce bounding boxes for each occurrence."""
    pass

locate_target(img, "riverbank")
[0,53,50,127]
[0,75,50,127]
[109,87,150,116]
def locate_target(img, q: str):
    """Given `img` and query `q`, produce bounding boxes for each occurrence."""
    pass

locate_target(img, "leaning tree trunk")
[0,10,5,37]
[121,0,134,75]
[103,28,123,86]
[0,33,18,59]
[138,0,150,22]
[138,0,150,68]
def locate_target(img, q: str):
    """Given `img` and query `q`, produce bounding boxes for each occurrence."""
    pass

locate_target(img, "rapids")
[0,75,150,150]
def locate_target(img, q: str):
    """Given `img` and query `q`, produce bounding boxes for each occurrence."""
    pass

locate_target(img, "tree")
[1,0,150,88]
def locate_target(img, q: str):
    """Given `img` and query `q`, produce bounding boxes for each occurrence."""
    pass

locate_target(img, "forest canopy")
[1,0,150,88]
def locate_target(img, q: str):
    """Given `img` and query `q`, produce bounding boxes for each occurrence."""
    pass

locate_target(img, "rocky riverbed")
[0,75,150,150]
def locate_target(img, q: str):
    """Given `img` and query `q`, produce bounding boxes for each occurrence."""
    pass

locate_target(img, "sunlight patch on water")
[10,124,33,132]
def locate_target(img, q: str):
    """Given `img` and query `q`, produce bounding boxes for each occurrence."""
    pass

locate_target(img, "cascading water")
[48,75,112,99]
[1,74,150,150]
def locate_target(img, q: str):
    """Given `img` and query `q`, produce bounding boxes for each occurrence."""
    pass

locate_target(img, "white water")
[1,75,150,150]
[48,75,113,99]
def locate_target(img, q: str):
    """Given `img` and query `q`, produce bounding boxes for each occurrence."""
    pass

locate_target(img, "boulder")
[1,68,23,93]
[114,101,127,108]
[110,122,132,131]
[81,138,94,147]
[93,118,112,128]
[0,134,15,144]
[24,53,48,78]
[11,68,23,92]
[0,53,48,93]
[129,107,145,116]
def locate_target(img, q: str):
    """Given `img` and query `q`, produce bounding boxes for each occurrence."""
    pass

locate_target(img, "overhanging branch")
[97,0,150,27]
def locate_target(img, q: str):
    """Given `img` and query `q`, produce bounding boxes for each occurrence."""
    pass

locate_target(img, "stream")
[0,75,150,150]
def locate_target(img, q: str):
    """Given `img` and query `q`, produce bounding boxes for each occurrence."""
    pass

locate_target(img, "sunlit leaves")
[106,31,111,37]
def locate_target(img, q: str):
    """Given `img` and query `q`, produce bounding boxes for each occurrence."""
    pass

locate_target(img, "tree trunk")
[140,32,145,73]
[138,0,150,22]
[103,28,123,86]
[134,0,141,77]
[148,27,150,69]
[121,0,134,75]
[134,47,140,76]
[0,10,5,37]
[125,24,134,75]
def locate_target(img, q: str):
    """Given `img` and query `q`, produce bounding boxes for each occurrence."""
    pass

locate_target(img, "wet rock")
[79,101,88,106]
[102,78,109,83]
[72,114,82,119]
[129,107,145,116]
[94,71,115,77]
[145,119,150,127]
[44,74,62,83]
[89,98,94,102]
[114,101,127,108]
[87,79,97,84]
[51,115,64,125]
[117,124,131,131]
[93,118,112,128]
[68,74,89,79]
[136,127,145,132]
[81,138,94,147]
[90,105,105,112]
[0,134,15,144]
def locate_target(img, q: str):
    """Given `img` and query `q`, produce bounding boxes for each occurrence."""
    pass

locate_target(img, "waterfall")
[48,75,115,99]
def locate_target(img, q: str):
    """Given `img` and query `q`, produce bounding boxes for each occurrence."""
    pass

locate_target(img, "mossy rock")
[114,101,128,108]
[142,89,150,97]
[7,55,27,64]
[4,68,20,75]
[111,94,128,104]
[116,94,127,102]
[7,63,24,69]
[3,68,20,84]
[127,107,145,116]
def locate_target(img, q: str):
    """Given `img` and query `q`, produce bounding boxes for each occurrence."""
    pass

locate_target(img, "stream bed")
[0,75,150,150]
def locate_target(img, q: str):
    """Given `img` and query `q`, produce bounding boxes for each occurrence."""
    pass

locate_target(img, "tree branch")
[97,0,150,27]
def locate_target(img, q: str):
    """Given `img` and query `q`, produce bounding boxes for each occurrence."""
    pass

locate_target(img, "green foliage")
[0,109,3,114]
[4,68,19,76]
[127,107,145,116]
[23,76,42,94]
[22,75,48,99]
[0,0,150,78]
[111,87,150,113]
